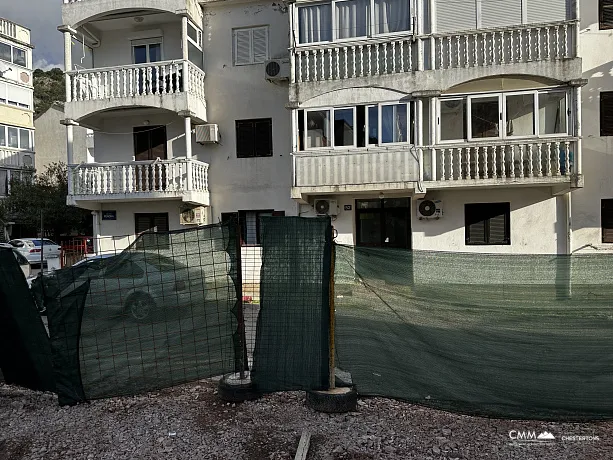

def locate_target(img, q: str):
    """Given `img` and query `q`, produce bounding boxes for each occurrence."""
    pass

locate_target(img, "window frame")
[464,202,511,246]
[235,118,274,158]
[0,40,28,68]
[600,91,613,136]
[602,199,613,244]
[221,209,285,245]
[0,124,33,151]
[233,26,269,66]
[131,38,164,64]
[600,0,613,30]
[295,0,413,46]
[438,88,571,144]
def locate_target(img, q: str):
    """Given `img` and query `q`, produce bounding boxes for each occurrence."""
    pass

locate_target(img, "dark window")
[355,198,411,249]
[600,92,613,136]
[221,209,285,244]
[600,0,613,29]
[602,199,613,243]
[133,126,167,161]
[236,118,273,158]
[465,203,510,245]
[135,213,170,249]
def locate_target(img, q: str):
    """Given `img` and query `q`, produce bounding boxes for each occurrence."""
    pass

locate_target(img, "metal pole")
[235,218,247,378]
[328,232,336,390]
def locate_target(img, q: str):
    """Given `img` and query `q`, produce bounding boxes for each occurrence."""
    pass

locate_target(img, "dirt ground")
[1,379,612,460]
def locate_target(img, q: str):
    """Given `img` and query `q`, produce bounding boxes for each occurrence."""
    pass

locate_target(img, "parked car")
[0,243,32,278]
[60,252,208,322]
[9,238,61,264]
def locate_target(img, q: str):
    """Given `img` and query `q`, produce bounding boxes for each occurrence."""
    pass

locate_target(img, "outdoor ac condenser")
[195,124,219,144]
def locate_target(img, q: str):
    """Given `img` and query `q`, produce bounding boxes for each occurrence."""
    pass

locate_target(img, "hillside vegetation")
[33,68,65,118]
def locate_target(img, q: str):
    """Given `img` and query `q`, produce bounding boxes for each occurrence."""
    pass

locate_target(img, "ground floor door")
[355,198,411,249]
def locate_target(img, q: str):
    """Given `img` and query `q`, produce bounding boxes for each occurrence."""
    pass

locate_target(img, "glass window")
[133,45,147,64]
[506,94,535,137]
[538,92,567,135]
[334,108,354,146]
[306,110,331,148]
[148,44,162,63]
[374,0,411,34]
[0,127,5,146]
[187,23,199,43]
[188,42,203,69]
[335,0,370,39]
[440,98,466,141]
[470,96,500,139]
[367,106,379,144]
[7,127,18,148]
[357,199,381,209]
[0,43,10,63]
[19,129,31,150]
[12,47,26,67]
[381,104,407,143]
[298,4,332,43]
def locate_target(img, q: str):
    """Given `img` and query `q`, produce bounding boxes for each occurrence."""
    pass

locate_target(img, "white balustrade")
[0,148,33,168]
[0,19,17,38]
[68,60,192,102]
[292,20,577,83]
[70,158,209,198]
[433,139,576,182]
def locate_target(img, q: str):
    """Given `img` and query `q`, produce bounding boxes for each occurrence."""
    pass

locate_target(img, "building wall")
[0,103,34,130]
[34,105,88,174]
[573,0,613,253]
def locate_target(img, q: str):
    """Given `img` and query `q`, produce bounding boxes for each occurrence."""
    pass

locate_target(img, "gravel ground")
[2,380,613,460]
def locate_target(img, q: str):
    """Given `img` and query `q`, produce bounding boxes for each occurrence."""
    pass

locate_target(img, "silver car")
[9,238,61,264]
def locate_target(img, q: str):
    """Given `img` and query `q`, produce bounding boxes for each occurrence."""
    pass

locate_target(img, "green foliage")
[0,163,91,240]
[33,68,65,118]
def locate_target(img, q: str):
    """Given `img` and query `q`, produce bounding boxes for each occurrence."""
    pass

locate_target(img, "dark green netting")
[251,216,332,392]
[33,221,239,403]
[334,245,613,420]
[0,248,54,392]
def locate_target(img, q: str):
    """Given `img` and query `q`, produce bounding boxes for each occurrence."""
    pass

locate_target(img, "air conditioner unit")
[180,206,207,225]
[264,59,290,81]
[195,124,219,144]
[314,199,338,216]
[416,199,443,220]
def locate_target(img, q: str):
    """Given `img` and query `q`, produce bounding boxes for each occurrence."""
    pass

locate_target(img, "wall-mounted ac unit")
[265,59,290,81]
[195,124,219,144]
[180,206,207,225]
[416,199,443,220]
[314,199,338,216]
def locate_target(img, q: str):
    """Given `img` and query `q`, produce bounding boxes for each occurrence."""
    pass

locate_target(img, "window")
[439,89,569,143]
[299,102,411,150]
[602,199,613,243]
[236,118,273,158]
[356,198,410,248]
[132,39,162,64]
[221,210,285,244]
[0,41,27,67]
[465,203,510,245]
[0,81,32,110]
[133,126,167,161]
[600,0,613,30]
[0,125,33,150]
[297,0,411,43]
[105,260,145,279]
[233,26,268,65]
[187,20,203,69]
[600,92,613,136]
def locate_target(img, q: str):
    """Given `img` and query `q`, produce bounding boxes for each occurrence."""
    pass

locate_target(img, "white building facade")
[60,0,612,256]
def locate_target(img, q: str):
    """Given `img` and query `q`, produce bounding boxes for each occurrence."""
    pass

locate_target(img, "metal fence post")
[328,230,336,390]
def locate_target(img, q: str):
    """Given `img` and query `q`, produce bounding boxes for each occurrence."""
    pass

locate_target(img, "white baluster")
[518,29,523,62]
[474,147,480,179]
[122,69,126,97]
[103,72,108,99]
[555,25,560,59]
[399,42,404,73]
[313,50,318,81]
[344,46,349,78]
[536,28,542,60]
[138,165,143,191]
[527,144,533,177]
[455,36,460,68]
[447,36,452,68]
[546,26,551,59]
[72,75,77,101]
[466,147,472,179]
[554,142,561,175]
[297,52,302,82]
[320,48,325,80]
[329,49,334,79]
[438,37,443,69]
[518,145,524,178]
[129,68,134,96]
[509,145,515,178]
[473,34,477,66]
[375,44,379,75]
[407,40,412,71]
[500,146,506,178]
[464,35,469,68]
[565,141,571,175]
[563,24,569,58]
[536,143,543,177]
[305,51,310,81]
[440,149,446,181]
[391,42,396,73]
[492,146,498,178]
[383,42,388,74]
[366,45,371,76]
[528,28,533,61]
[510,30,514,63]
[352,46,357,77]
[500,31,504,64]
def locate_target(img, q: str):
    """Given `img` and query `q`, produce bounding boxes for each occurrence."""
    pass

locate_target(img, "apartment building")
[61,0,612,255]
[0,18,35,198]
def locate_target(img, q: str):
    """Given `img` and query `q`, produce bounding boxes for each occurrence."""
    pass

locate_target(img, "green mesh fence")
[251,216,332,392]
[33,221,240,404]
[334,245,613,420]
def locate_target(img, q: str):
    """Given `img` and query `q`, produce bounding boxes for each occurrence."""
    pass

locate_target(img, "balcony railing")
[0,19,17,39]
[0,147,33,168]
[67,60,205,104]
[69,158,208,197]
[430,138,577,182]
[292,20,577,83]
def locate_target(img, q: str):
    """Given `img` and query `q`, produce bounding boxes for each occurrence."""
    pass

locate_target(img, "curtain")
[298,4,332,43]
[336,0,369,39]
[374,0,410,34]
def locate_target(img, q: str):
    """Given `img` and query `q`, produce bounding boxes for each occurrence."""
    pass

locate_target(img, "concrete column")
[91,211,100,254]
[181,16,189,61]
[430,97,437,180]
[67,124,74,195]
[64,31,72,102]
[575,86,582,176]
[185,116,193,191]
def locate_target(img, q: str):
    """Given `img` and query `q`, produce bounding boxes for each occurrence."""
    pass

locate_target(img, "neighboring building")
[0,18,35,198]
[34,102,90,175]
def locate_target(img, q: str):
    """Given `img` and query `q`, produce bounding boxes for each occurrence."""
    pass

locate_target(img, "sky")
[2,0,64,70]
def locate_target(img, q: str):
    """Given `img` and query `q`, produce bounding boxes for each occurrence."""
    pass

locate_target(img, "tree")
[33,68,65,118]
[0,163,91,241]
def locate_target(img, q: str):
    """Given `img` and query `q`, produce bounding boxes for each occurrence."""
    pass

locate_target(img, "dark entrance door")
[356,198,411,249]
[133,126,167,191]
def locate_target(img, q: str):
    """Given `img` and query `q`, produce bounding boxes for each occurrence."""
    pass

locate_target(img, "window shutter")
[602,200,613,243]
[600,92,613,136]
[488,213,508,244]
[601,0,613,29]
[465,205,486,244]
[481,0,522,28]
[153,214,169,232]
[234,29,252,65]
[135,215,152,234]
[252,27,268,64]
[526,0,567,24]
[436,0,477,33]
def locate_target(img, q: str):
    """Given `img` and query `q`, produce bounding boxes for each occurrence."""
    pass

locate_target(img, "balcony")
[0,148,34,169]
[290,20,580,103]
[65,60,207,123]
[67,158,210,208]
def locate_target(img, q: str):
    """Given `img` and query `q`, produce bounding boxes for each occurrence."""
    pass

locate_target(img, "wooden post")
[328,229,336,390]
